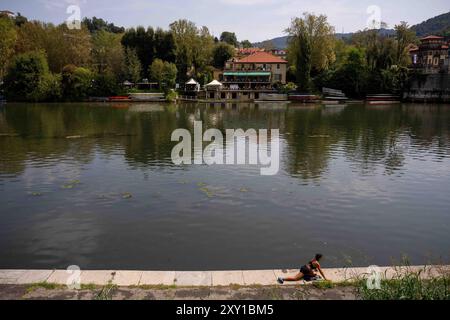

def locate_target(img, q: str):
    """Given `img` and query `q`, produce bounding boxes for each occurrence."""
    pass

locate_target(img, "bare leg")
[283,272,304,282]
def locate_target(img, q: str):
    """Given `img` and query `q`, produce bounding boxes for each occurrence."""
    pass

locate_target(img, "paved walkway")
[0,265,448,287]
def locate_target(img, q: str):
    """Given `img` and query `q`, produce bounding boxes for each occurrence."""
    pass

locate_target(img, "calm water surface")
[0,102,449,270]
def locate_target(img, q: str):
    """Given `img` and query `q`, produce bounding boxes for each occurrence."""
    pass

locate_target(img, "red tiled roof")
[236,51,287,64]
[421,35,444,41]
[237,48,263,55]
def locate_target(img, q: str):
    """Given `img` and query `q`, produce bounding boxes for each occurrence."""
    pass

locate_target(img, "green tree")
[91,30,125,80]
[16,22,92,73]
[170,19,214,82]
[149,58,165,85]
[286,13,336,77]
[154,28,177,63]
[124,48,142,83]
[149,59,177,89]
[61,64,94,100]
[212,42,234,68]
[0,17,17,79]
[296,34,312,91]
[162,61,177,89]
[121,26,155,77]
[220,31,238,47]
[241,40,253,48]
[4,51,59,101]
[394,22,416,66]
[82,16,125,34]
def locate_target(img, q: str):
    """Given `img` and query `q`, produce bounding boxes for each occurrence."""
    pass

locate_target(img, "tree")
[4,51,59,101]
[149,59,165,85]
[149,59,177,90]
[170,19,214,82]
[121,26,155,78]
[82,17,124,34]
[395,22,416,67]
[15,22,92,73]
[162,61,177,89]
[241,40,252,48]
[212,42,234,68]
[286,13,335,77]
[0,17,17,79]
[337,47,368,97]
[296,34,312,91]
[124,48,142,83]
[61,64,94,100]
[91,30,125,80]
[154,28,177,63]
[220,31,238,47]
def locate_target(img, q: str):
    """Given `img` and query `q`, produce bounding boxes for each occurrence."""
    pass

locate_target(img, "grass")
[356,268,450,300]
[26,282,64,293]
[313,280,334,289]
[95,282,118,300]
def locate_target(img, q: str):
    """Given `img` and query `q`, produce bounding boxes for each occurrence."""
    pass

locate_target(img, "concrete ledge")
[0,265,448,287]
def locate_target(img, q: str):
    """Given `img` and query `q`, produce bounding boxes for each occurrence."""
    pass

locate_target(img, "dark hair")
[315,254,323,261]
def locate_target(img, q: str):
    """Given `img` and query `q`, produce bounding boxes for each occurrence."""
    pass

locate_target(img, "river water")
[0,102,449,270]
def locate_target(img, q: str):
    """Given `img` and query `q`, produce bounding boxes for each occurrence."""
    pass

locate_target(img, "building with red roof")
[220,51,288,87]
[410,35,449,73]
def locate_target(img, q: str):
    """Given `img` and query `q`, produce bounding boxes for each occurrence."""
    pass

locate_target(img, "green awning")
[224,72,271,77]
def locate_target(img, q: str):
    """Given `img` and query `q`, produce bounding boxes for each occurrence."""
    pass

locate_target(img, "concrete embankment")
[0,265,448,287]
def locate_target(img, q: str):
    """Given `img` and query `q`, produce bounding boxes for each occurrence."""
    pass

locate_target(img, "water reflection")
[0,102,449,270]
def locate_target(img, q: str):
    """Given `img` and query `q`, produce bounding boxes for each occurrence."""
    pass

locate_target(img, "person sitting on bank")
[277,254,328,284]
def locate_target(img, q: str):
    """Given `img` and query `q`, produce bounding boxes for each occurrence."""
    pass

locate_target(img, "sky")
[1,0,449,42]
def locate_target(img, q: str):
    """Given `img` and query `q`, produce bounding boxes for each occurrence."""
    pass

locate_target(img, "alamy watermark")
[366,5,382,29]
[65,1,83,30]
[66,265,81,290]
[366,265,382,290]
[171,122,280,176]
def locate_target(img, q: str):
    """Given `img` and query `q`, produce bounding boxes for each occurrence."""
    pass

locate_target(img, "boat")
[256,93,288,102]
[322,87,348,104]
[288,93,319,103]
[366,94,400,105]
[109,96,132,102]
[129,93,166,102]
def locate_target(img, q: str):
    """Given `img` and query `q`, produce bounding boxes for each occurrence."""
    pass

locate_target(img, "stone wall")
[404,73,450,102]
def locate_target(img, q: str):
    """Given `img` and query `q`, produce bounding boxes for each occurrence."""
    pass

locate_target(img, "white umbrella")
[186,78,198,85]
[205,80,223,87]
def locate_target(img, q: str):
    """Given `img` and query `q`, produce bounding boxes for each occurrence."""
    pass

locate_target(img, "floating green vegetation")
[65,135,85,139]
[240,187,249,193]
[197,182,207,187]
[308,135,331,138]
[122,192,133,199]
[29,192,43,197]
[61,180,81,190]
[199,187,214,198]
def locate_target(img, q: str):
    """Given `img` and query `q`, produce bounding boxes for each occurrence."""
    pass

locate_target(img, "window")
[277,64,280,69]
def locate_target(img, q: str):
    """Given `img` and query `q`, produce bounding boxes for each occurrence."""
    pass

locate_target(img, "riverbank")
[0,265,448,300]
[1,265,448,287]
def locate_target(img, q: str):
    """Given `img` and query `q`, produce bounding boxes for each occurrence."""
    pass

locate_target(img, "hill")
[253,12,450,49]
[411,11,450,36]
